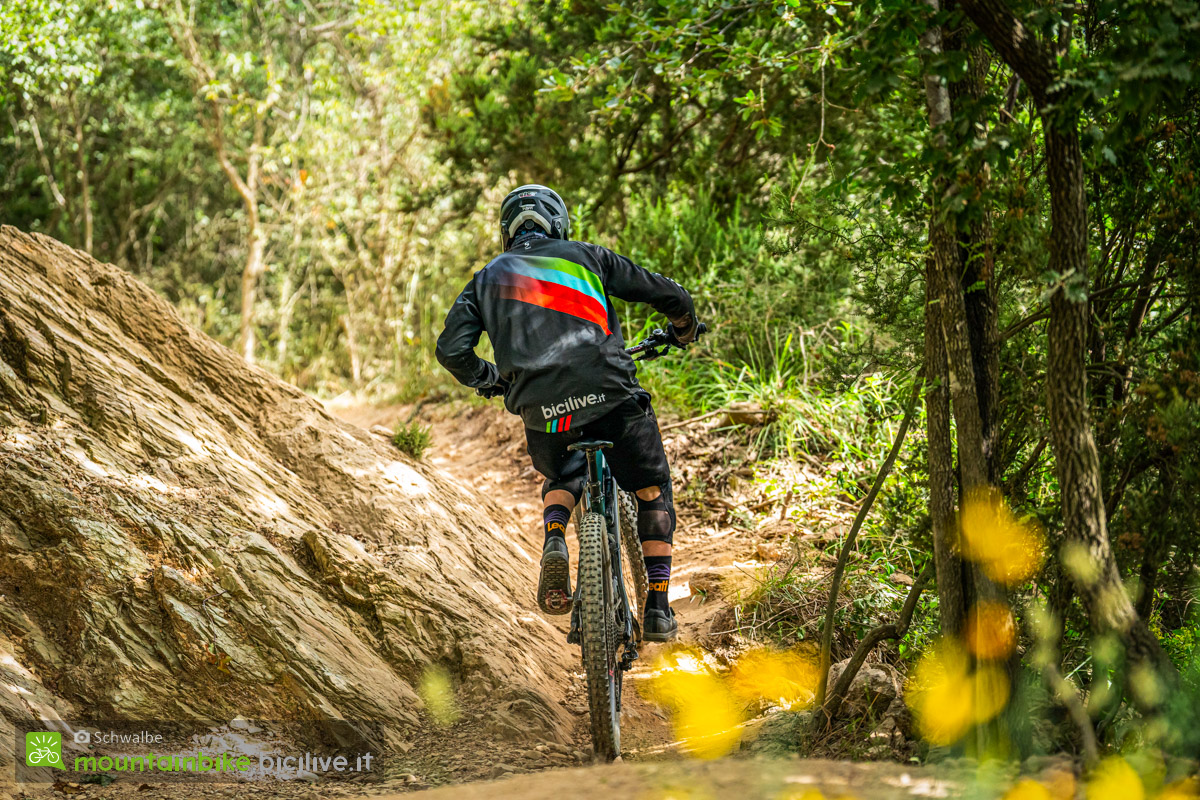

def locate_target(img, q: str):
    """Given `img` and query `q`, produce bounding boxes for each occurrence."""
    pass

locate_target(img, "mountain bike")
[476,322,705,760]
[563,323,707,760]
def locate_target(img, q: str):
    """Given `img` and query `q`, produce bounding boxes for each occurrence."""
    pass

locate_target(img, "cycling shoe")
[641,607,678,642]
[538,537,572,615]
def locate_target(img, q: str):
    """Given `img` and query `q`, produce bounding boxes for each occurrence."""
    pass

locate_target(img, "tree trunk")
[921,1,990,496]
[921,0,968,638]
[276,224,303,368]
[277,265,296,368]
[950,45,1001,483]
[926,252,967,637]
[924,4,1011,756]
[923,1,1001,639]
[238,217,265,364]
[342,314,362,387]
[69,91,93,254]
[933,223,991,494]
[957,0,1179,717]
[1044,86,1175,714]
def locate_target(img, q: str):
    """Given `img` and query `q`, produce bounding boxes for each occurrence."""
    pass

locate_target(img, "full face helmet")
[499,184,570,249]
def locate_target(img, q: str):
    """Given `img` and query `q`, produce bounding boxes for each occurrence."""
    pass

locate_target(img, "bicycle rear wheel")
[577,510,621,760]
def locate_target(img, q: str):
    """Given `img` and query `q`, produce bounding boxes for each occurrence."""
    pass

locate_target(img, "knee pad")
[635,480,676,544]
[542,476,584,504]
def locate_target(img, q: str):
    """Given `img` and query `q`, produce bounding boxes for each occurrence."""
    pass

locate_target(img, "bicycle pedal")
[620,647,639,670]
[543,589,571,613]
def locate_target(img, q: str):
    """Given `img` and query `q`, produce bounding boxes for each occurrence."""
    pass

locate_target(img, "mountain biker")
[435,184,699,643]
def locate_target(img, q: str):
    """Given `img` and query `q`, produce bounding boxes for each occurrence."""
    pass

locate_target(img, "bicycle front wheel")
[618,490,647,636]
[577,510,621,760]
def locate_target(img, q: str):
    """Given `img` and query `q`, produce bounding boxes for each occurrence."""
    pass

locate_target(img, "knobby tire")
[577,511,621,760]
[618,490,647,637]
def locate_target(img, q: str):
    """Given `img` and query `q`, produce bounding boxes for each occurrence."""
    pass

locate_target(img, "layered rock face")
[0,227,572,756]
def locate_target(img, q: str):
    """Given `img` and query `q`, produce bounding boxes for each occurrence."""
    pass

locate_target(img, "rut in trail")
[0,227,575,775]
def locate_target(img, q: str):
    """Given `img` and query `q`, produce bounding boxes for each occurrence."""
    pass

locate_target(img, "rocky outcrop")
[0,227,572,754]
[826,659,901,719]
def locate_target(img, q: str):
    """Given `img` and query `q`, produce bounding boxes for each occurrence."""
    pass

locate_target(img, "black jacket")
[436,237,695,431]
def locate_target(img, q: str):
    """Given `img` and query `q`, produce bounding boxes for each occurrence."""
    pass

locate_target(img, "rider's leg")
[581,392,679,640]
[540,478,583,547]
[543,489,575,545]
[635,486,670,556]
[526,424,585,615]
[635,482,675,618]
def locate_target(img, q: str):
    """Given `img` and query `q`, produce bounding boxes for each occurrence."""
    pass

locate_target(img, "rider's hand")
[476,378,509,399]
[668,314,699,345]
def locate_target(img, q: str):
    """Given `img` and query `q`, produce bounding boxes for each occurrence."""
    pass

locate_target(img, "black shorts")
[525,392,670,494]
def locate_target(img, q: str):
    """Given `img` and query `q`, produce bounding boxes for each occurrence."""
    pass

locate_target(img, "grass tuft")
[393,420,433,459]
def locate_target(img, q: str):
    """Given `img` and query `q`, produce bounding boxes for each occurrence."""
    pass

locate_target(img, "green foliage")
[392,420,433,460]
[735,543,938,666]
[0,0,495,391]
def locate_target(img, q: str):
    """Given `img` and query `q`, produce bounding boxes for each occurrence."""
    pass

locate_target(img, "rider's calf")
[634,480,675,547]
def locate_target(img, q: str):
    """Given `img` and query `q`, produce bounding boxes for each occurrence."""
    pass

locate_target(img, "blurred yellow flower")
[728,647,820,710]
[1160,778,1200,800]
[643,646,744,759]
[1002,779,1053,800]
[775,790,828,800]
[959,489,1045,585]
[905,640,974,745]
[905,639,1011,745]
[966,600,1018,660]
[1086,757,1145,800]
[418,665,459,726]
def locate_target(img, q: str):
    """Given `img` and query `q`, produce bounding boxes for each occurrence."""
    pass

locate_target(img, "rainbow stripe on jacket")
[483,256,611,334]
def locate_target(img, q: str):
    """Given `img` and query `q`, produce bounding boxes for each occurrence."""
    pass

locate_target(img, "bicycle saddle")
[567,439,613,452]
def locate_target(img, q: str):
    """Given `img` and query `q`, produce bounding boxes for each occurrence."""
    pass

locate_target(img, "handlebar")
[625,322,708,362]
[477,321,708,397]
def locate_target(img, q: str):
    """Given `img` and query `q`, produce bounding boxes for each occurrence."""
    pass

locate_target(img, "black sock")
[543,504,570,543]
[644,555,672,612]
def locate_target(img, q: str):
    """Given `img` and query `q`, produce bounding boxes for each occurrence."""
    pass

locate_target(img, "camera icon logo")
[73,730,91,745]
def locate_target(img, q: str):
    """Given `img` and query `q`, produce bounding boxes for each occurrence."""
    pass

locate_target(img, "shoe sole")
[538,551,572,615]
[641,620,678,643]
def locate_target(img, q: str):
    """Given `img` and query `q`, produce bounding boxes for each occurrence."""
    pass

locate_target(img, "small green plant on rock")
[393,420,432,459]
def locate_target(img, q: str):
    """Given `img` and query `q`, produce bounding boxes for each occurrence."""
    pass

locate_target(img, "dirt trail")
[379,757,973,800]
[331,399,776,765]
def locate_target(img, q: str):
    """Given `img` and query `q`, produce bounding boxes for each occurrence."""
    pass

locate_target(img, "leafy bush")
[393,420,433,459]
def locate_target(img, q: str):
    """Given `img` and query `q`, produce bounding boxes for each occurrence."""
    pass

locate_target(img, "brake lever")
[634,346,671,362]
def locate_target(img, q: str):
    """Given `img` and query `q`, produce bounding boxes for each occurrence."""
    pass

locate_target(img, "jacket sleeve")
[588,244,696,327]
[435,275,500,389]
